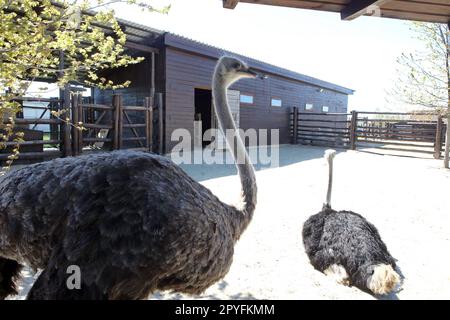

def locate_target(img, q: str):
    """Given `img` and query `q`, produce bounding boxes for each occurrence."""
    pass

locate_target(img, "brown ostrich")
[0,56,261,300]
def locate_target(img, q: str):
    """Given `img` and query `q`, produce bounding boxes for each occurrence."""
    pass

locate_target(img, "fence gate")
[354,112,445,158]
[1,93,164,165]
[73,94,161,156]
[290,108,352,148]
[290,108,446,159]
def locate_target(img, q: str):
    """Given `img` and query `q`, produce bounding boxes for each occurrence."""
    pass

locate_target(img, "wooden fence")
[1,93,163,164]
[291,107,446,158]
[0,97,66,162]
[290,109,351,147]
[71,94,154,156]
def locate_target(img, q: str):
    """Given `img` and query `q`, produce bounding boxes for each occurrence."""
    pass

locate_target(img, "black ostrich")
[302,150,400,295]
[0,56,262,300]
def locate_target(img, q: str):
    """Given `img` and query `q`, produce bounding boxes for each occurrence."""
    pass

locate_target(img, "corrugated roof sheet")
[116,18,354,95]
[164,33,354,95]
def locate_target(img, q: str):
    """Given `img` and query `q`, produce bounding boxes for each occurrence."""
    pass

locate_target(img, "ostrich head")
[215,56,265,86]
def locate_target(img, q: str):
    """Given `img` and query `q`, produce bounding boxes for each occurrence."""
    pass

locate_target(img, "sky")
[109,0,425,112]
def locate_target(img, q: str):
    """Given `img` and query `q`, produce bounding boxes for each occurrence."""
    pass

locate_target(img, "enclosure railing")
[72,94,157,156]
[1,97,67,162]
[1,93,163,164]
[290,107,446,158]
[290,108,352,148]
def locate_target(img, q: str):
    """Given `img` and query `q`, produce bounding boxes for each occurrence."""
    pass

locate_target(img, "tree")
[0,0,168,168]
[391,22,450,168]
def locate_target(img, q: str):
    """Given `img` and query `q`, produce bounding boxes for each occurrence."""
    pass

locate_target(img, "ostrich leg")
[0,257,22,299]
[26,247,107,300]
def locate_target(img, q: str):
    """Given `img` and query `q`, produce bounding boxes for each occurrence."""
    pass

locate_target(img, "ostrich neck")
[325,156,333,208]
[212,76,257,237]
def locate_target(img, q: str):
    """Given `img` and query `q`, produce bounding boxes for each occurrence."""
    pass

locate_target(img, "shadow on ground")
[178,144,345,181]
[149,280,257,300]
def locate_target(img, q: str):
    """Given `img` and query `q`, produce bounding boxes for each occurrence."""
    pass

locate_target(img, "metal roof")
[164,33,354,95]
[115,18,354,94]
[116,17,165,44]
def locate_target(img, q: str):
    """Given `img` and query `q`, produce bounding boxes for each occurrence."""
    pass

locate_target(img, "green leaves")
[0,0,169,166]
[1,0,167,92]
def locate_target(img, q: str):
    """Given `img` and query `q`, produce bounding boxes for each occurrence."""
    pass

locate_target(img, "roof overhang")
[223,0,450,24]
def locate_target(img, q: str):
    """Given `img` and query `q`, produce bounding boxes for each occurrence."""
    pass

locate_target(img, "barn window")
[271,98,282,107]
[240,94,254,105]
[322,106,329,112]
[305,103,313,111]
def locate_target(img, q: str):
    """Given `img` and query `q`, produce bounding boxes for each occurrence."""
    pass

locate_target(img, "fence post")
[50,99,59,141]
[62,85,72,157]
[156,93,164,154]
[86,96,94,124]
[118,95,123,149]
[112,94,121,150]
[71,93,79,156]
[145,97,153,152]
[349,110,358,150]
[434,115,443,159]
[77,95,83,155]
[291,107,298,144]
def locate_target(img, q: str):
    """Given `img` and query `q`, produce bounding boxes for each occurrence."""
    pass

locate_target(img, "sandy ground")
[9,145,450,300]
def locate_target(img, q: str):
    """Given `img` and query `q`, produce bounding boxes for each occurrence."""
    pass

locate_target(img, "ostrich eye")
[232,63,241,70]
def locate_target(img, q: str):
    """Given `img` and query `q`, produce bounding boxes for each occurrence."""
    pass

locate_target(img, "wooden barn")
[93,20,354,154]
[5,18,353,163]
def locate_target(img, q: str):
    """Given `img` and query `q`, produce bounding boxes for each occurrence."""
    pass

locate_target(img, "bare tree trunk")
[445,115,449,168]
[445,24,450,169]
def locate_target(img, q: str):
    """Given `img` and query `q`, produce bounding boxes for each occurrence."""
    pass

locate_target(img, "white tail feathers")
[366,264,401,295]
[324,149,336,208]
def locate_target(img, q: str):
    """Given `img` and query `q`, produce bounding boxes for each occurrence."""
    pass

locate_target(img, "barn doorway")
[194,88,212,148]
[210,89,240,150]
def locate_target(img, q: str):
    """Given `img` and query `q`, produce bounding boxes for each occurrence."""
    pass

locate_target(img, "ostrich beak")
[246,67,267,80]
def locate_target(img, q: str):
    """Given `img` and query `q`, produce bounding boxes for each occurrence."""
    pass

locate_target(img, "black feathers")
[302,208,399,295]
[302,149,400,295]
[0,151,244,299]
[1,57,259,300]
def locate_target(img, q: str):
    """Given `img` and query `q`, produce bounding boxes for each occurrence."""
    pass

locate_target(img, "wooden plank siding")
[94,56,154,106]
[164,47,349,152]
[164,34,353,95]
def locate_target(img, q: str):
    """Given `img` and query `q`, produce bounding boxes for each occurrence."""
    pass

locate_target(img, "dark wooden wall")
[164,47,349,152]
[93,55,156,148]
[92,41,350,153]
[94,56,154,106]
